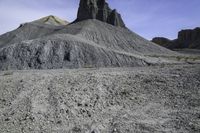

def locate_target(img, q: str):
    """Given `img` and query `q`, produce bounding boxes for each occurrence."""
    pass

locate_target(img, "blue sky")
[0,0,199,40]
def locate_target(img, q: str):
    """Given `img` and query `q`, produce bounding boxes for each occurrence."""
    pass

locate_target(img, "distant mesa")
[152,27,200,49]
[75,0,126,27]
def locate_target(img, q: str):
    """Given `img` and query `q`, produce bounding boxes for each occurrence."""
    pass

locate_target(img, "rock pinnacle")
[76,0,126,27]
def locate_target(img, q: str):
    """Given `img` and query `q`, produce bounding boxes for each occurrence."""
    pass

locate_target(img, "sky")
[0,0,199,40]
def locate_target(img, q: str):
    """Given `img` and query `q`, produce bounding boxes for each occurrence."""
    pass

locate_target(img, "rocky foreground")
[0,64,200,133]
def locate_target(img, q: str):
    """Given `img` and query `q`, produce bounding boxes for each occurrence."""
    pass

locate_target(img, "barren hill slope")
[58,19,175,55]
[0,19,179,70]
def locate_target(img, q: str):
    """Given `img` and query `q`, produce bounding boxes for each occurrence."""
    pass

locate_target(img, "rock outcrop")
[152,27,200,49]
[76,0,125,27]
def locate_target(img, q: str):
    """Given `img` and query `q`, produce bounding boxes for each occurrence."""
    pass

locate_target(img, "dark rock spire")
[76,0,126,27]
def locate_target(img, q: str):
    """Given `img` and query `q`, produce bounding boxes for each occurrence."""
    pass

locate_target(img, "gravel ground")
[0,64,200,133]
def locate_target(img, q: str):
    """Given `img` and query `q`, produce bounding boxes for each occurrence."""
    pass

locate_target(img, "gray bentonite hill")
[0,0,200,133]
[0,0,179,71]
